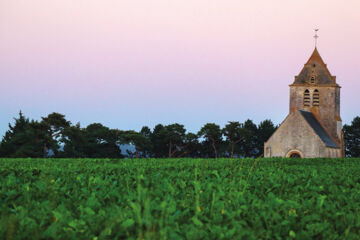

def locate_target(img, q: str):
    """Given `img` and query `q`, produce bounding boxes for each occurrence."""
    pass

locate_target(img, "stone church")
[264,47,345,158]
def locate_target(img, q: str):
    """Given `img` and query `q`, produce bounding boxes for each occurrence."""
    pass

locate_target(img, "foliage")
[198,123,222,158]
[120,130,150,158]
[164,124,187,158]
[0,158,359,239]
[239,120,258,158]
[7,111,360,158]
[60,123,87,158]
[82,123,122,158]
[223,121,244,158]
[182,133,201,158]
[150,124,168,158]
[0,112,51,158]
[41,112,71,156]
[256,120,278,156]
[343,117,360,157]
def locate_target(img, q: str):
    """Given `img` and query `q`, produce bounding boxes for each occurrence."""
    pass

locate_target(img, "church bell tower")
[264,30,344,158]
[289,47,342,145]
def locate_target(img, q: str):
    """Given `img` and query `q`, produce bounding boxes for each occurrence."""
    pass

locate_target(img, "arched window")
[304,89,310,107]
[313,89,319,106]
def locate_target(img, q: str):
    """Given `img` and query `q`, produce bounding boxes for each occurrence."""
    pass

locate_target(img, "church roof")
[292,48,337,85]
[299,110,339,148]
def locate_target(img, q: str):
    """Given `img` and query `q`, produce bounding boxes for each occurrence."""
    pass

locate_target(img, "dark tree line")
[1,112,359,158]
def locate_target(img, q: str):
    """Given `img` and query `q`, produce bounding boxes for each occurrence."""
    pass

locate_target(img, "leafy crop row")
[0,158,359,239]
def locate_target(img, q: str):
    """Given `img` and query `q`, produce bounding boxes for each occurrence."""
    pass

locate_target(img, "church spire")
[305,47,326,67]
[305,29,327,68]
[292,44,337,85]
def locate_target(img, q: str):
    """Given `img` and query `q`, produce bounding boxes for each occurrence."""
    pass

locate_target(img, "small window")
[304,89,310,107]
[313,89,319,106]
[311,76,316,84]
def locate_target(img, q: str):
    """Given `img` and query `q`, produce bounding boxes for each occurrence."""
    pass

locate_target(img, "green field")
[1,158,359,239]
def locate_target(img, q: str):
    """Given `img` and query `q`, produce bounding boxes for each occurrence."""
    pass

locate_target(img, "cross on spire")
[314,29,319,48]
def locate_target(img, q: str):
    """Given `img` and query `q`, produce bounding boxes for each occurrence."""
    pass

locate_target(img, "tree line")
[0,112,359,158]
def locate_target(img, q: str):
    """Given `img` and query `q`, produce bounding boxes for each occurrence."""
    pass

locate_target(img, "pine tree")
[0,111,49,157]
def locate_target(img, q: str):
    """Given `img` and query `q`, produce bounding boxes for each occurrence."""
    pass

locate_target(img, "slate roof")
[299,110,339,148]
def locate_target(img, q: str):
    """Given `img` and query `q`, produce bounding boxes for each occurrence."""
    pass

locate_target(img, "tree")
[60,123,87,158]
[198,123,222,158]
[41,112,71,157]
[150,124,168,158]
[139,126,153,157]
[223,121,244,158]
[83,123,122,158]
[120,130,150,158]
[240,119,258,158]
[164,124,187,158]
[0,111,283,159]
[180,132,201,158]
[0,111,51,157]
[256,120,277,156]
[140,126,151,138]
[343,117,360,157]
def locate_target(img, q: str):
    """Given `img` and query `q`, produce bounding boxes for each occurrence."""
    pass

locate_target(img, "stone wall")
[289,85,341,143]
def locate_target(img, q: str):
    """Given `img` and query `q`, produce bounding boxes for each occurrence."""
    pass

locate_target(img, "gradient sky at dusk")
[1,0,360,137]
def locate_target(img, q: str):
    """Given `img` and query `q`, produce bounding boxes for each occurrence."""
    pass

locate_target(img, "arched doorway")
[286,150,303,158]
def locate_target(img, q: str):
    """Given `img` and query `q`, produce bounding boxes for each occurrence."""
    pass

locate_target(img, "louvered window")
[313,89,319,106]
[304,89,310,107]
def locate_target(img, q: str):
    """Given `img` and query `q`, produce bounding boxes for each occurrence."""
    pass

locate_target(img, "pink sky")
[1,0,360,136]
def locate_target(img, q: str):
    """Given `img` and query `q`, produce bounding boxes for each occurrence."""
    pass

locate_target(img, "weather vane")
[314,29,319,48]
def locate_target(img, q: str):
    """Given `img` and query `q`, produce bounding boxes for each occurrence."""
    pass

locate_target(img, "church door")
[286,150,303,158]
[289,153,301,158]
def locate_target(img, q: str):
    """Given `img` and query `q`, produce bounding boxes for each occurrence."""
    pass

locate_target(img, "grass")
[0,158,359,239]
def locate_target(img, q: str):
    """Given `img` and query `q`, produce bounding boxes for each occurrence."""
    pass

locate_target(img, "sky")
[1,0,360,137]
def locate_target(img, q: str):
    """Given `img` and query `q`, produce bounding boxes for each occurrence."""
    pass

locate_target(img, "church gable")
[264,111,332,158]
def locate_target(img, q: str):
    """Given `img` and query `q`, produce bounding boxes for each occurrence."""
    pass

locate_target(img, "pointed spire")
[291,31,338,86]
[305,47,327,67]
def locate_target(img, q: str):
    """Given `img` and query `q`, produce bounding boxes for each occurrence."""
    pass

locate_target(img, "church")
[264,47,345,158]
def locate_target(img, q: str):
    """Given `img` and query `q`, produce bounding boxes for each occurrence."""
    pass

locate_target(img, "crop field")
[0,158,359,239]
